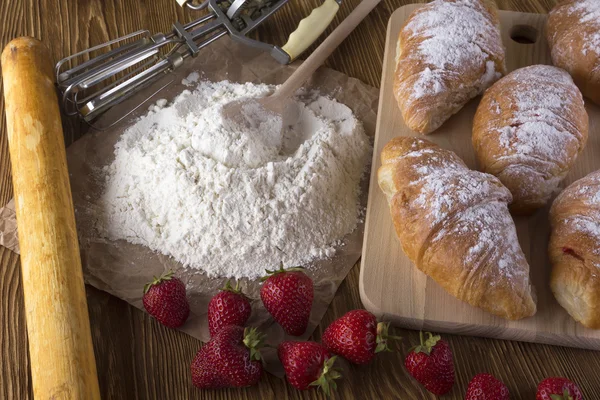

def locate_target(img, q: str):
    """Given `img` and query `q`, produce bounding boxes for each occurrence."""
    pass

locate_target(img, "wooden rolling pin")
[1,38,100,399]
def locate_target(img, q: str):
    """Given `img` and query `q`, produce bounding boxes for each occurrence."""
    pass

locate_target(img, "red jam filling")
[562,247,584,261]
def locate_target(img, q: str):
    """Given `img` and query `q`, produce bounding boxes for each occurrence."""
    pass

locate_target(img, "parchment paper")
[0,199,18,253]
[0,37,378,373]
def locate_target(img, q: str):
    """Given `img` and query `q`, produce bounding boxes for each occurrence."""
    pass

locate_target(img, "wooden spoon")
[221,0,381,126]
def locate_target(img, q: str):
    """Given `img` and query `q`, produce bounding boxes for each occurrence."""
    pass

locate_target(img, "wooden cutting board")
[360,5,600,349]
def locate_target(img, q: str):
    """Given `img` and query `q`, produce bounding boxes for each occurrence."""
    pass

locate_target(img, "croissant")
[547,0,600,105]
[549,170,600,329]
[472,65,589,215]
[378,137,536,320]
[394,0,506,134]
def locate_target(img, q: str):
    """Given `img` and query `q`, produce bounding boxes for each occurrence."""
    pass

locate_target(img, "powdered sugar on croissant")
[472,65,589,214]
[550,170,600,328]
[378,137,536,320]
[394,0,506,134]
[547,0,600,105]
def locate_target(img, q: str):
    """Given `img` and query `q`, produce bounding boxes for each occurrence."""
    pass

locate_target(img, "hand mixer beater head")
[55,0,341,129]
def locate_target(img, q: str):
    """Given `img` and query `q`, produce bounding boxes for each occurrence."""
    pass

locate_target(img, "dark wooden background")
[2,0,599,399]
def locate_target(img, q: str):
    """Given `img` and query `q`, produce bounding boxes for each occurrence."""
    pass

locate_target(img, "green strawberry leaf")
[375,322,402,353]
[243,327,265,362]
[143,270,175,293]
[309,356,341,397]
[550,389,573,400]
[260,262,305,282]
[221,280,245,295]
[411,331,441,355]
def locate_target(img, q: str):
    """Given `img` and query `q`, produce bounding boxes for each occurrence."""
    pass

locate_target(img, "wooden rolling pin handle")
[1,37,101,399]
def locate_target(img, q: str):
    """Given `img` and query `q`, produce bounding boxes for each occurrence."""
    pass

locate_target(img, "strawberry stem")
[221,280,244,295]
[243,327,265,362]
[550,389,574,400]
[375,322,402,353]
[143,270,175,294]
[309,355,341,397]
[410,331,441,356]
[260,262,305,282]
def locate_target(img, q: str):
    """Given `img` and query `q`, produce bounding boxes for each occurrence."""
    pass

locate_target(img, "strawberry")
[404,332,455,396]
[142,270,189,328]
[466,373,509,400]
[260,265,313,336]
[322,309,401,364]
[536,377,583,400]
[208,280,251,336]
[278,341,341,395]
[190,325,264,388]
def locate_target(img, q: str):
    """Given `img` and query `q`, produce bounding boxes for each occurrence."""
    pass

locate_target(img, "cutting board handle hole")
[510,25,538,44]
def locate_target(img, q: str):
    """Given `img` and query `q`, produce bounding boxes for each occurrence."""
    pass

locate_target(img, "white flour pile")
[97,78,371,279]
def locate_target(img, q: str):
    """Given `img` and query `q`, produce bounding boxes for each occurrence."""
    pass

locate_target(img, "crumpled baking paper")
[0,199,18,254]
[0,37,378,374]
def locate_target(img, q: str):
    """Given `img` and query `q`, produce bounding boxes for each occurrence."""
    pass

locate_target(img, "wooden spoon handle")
[272,0,382,102]
[1,37,101,400]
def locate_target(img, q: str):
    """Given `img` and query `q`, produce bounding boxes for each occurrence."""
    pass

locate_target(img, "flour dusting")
[548,0,600,82]
[380,138,531,290]
[473,65,588,210]
[563,0,600,56]
[551,170,600,258]
[96,78,371,279]
[495,66,585,162]
[401,0,504,100]
[408,149,522,281]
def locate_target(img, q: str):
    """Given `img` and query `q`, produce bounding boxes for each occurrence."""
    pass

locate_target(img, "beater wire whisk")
[55,0,342,129]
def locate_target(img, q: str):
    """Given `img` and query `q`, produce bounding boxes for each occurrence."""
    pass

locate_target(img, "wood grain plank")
[4,0,600,399]
[0,247,31,400]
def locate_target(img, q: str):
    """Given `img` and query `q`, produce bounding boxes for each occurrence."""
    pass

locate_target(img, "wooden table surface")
[1,0,599,399]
